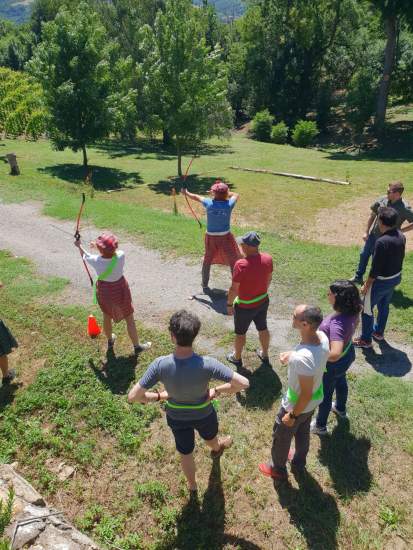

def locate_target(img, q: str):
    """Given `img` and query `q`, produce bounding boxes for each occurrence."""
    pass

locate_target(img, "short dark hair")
[389,181,404,194]
[379,206,398,228]
[169,310,201,346]
[300,306,323,329]
[330,280,362,316]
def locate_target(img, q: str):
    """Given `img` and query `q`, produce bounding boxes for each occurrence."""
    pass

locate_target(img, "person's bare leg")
[204,436,221,453]
[258,329,270,358]
[180,453,197,491]
[234,334,246,360]
[125,313,139,346]
[0,355,9,378]
[103,313,113,341]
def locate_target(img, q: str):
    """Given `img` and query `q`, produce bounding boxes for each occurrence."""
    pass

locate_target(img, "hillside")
[0,0,245,24]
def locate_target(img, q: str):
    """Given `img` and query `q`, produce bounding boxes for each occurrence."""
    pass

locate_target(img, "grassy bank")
[0,251,412,549]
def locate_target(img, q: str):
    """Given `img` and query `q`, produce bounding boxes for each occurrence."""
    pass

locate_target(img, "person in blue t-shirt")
[183,181,241,292]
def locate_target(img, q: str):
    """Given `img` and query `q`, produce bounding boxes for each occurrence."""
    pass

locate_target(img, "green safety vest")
[233,292,268,306]
[166,399,219,411]
[287,383,324,405]
[93,254,119,305]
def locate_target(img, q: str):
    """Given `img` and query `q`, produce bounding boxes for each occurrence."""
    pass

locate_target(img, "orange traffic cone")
[87,314,101,339]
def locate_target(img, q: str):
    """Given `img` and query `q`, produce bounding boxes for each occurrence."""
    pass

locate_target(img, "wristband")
[289,411,298,420]
[227,303,233,307]
[156,390,161,402]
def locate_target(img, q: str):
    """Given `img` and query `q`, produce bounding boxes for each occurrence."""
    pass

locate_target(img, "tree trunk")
[177,145,182,177]
[82,144,88,168]
[374,15,397,133]
[163,129,172,146]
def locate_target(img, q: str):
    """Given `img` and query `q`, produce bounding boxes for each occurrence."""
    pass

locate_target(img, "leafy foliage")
[292,120,319,147]
[0,68,48,138]
[250,109,273,141]
[271,121,288,144]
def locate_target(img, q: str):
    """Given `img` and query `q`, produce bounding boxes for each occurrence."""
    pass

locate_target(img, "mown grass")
[0,251,412,549]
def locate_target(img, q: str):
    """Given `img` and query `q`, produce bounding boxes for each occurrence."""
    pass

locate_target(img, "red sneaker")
[258,463,288,480]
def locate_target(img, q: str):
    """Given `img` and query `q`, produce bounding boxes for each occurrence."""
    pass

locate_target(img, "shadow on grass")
[94,139,233,160]
[392,289,413,310]
[318,418,372,499]
[158,458,261,550]
[89,350,137,394]
[275,469,340,550]
[325,121,413,163]
[361,342,412,377]
[38,164,143,191]
[237,362,282,410]
[149,175,235,196]
[0,381,19,413]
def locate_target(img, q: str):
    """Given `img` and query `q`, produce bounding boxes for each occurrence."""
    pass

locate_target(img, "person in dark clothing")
[350,181,413,285]
[354,207,406,348]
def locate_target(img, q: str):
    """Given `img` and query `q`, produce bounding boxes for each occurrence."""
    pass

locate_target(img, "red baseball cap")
[95,233,118,254]
[210,180,229,194]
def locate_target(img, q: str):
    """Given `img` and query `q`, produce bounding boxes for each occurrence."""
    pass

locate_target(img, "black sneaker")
[226,352,243,368]
[256,349,270,364]
[134,341,152,356]
[349,276,363,285]
[2,369,16,385]
[202,286,211,295]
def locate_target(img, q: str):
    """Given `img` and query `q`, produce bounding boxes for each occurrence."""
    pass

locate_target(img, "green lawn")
[1,134,412,339]
[0,251,412,549]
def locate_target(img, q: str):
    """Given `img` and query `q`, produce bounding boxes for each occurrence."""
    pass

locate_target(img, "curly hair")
[330,280,362,316]
[169,310,201,346]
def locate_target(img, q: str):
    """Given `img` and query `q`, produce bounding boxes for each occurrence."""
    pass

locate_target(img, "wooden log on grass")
[229,166,350,186]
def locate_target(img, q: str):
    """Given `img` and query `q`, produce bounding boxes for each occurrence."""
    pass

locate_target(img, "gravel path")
[1,201,412,379]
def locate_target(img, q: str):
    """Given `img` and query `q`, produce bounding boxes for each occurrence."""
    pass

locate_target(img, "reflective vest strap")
[93,255,119,305]
[233,292,268,305]
[166,399,218,411]
[287,383,324,406]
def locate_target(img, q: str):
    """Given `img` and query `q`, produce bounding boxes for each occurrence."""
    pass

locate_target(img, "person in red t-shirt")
[226,231,273,368]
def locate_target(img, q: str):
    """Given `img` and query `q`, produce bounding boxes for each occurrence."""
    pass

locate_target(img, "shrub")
[251,109,273,141]
[271,121,288,144]
[345,68,378,135]
[292,120,319,147]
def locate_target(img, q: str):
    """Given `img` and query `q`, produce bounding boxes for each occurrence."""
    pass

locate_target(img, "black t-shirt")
[369,229,406,279]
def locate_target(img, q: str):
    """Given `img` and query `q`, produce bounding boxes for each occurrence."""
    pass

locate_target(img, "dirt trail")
[1,201,412,379]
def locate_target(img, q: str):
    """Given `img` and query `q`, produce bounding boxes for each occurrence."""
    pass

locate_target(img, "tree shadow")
[361,342,412,377]
[148,174,235,196]
[190,288,228,316]
[392,289,413,310]
[0,381,19,413]
[88,350,137,395]
[158,457,262,549]
[317,418,372,500]
[94,139,233,160]
[275,469,340,550]
[38,164,143,191]
[236,362,282,410]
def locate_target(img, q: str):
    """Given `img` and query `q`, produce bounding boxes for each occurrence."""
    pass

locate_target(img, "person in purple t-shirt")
[311,280,362,435]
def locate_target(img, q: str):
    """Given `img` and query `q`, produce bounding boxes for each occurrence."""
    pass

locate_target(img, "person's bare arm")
[226,281,240,315]
[401,223,413,233]
[328,340,344,362]
[267,272,272,290]
[182,188,204,203]
[228,191,239,202]
[128,383,169,404]
[210,372,249,398]
[74,239,87,258]
[363,212,377,241]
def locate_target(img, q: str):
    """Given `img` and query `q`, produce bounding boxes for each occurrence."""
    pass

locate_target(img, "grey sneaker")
[331,401,347,419]
[2,369,16,385]
[134,341,152,355]
[310,419,328,436]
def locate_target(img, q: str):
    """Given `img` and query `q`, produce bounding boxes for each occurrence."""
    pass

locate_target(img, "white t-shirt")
[83,250,125,282]
[282,331,329,414]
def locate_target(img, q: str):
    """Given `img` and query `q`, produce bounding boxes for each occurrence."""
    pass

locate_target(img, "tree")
[369,0,413,132]
[27,2,125,168]
[139,0,232,176]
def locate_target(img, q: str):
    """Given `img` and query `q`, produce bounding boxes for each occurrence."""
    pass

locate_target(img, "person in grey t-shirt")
[128,310,249,494]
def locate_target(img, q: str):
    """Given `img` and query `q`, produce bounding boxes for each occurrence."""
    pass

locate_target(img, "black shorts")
[0,320,18,357]
[166,410,219,455]
[234,299,269,335]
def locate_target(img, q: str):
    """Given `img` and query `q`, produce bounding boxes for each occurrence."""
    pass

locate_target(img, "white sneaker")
[331,401,347,418]
[310,419,328,436]
[107,333,116,349]
[134,341,152,355]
